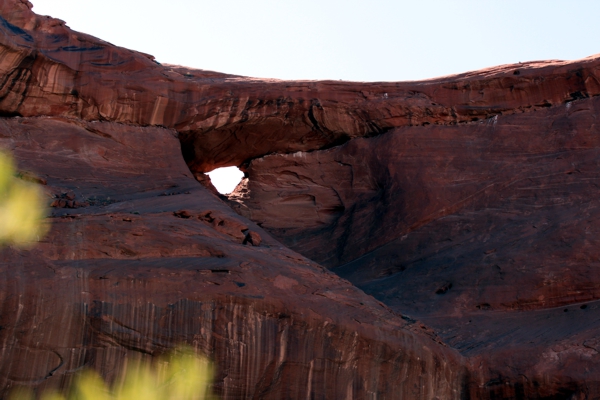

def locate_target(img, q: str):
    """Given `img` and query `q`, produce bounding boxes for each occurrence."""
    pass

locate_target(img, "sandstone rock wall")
[2,0,600,398]
[3,0,600,173]
[231,68,600,399]
[0,115,465,399]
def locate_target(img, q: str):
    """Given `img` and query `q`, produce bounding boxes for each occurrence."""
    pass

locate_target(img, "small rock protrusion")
[199,211,214,223]
[173,210,192,219]
[243,231,262,247]
[50,191,90,208]
[194,172,220,196]
[51,199,66,208]
[16,171,47,185]
[435,282,452,295]
[200,211,249,242]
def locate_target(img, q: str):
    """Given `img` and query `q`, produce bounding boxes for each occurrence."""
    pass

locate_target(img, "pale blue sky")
[29,1,600,193]
[31,1,600,82]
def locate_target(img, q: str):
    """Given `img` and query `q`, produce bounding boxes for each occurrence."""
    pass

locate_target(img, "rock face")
[1,0,600,398]
[0,117,464,399]
[234,95,600,397]
[0,2,465,399]
[2,0,600,174]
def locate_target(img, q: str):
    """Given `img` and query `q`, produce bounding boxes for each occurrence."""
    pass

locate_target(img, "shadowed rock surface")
[234,96,600,398]
[0,2,465,399]
[1,0,600,398]
[0,116,464,399]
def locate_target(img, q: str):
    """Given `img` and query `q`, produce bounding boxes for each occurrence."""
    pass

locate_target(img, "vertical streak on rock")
[150,96,168,126]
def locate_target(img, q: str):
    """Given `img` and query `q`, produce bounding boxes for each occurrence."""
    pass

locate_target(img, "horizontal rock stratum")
[1,0,600,398]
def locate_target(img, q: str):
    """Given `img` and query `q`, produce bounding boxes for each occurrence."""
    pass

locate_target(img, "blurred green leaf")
[7,347,216,400]
[7,386,35,400]
[0,150,48,247]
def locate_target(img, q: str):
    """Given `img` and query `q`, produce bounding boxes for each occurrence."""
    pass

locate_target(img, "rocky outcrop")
[2,0,600,173]
[234,93,600,397]
[2,0,600,398]
[0,116,465,399]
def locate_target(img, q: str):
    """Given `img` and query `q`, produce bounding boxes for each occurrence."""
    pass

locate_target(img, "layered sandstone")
[0,2,467,399]
[1,0,600,398]
[233,95,600,398]
[0,116,464,399]
[2,0,600,173]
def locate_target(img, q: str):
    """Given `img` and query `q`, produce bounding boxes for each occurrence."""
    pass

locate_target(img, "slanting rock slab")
[227,43,600,400]
[0,116,465,399]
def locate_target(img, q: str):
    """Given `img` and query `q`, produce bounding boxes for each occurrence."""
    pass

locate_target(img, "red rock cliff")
[0,1,465,399]
[1,0,600,398]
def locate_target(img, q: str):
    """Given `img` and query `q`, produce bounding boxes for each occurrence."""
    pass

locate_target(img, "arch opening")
[206,166,244,194]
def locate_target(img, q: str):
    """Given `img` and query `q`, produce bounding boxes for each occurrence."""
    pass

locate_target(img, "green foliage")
[0,151,48,247]
[9,347,216,400]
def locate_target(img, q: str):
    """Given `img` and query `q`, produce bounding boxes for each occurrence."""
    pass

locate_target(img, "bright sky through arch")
[29,0,600,191]
[207,167,244,194]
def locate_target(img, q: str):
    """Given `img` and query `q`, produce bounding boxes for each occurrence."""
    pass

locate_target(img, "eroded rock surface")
[2,0,600,174]
[2,0,600,398]
[0,116,464,399]
[233,94,600,397]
